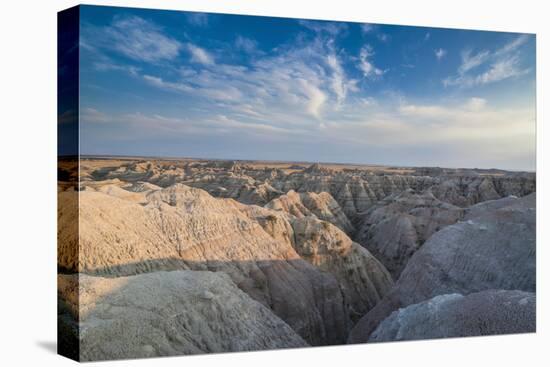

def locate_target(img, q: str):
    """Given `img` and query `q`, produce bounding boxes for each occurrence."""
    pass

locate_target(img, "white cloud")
[141,34,361,120]
[444,54,529,88]
[142,74,193,93]
[235,36,259,53]
[494,34,529,56]
[360,23,374,34]
[323,98,535,169]
[458,49,490,74]
[359,23,389,42]
[93,61,139,76]
[358,45,385,78]
[444,35,532,88]
[326,54,358,107]
[186,13,209,27]
[360,97,378,106]
[98,16,182,63]
[377,33,390,42]
[298,20,347,35]
[399,98,487,118]
[434,48,447,60]
[473,55,529,85]
[300,79,327,118]
[186,43,214,65]
[465,97,487,111]
[81,107,110,124]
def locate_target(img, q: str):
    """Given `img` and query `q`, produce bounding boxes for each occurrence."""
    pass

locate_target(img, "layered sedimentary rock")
[231,199,394,321]
[368,290,535,342]
[81,160,536,219]
[60,184,349,345]
[59,271,308,361]
[290,216,393,320]
[184,172,283,205]
[266,190,354,233]
[354,189,464,277]
[60,183,395,345]
[62,159,537,351]
[348,194,536,343]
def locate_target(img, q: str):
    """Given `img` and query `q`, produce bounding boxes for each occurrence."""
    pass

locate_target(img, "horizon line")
[73,153,536,173]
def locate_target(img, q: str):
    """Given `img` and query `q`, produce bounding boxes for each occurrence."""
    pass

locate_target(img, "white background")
[0,0,547,365]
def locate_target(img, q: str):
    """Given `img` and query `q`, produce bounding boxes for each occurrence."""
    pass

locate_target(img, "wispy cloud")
[458,49,490,74]
[358,45,385,78]
[326,53,358,107]
[81,108,298,139]
[298,20,347,35]
[186,43,214,65]
[186,12,209,27]
[85,15,182,63]
[443,35,532,88]
[465,97,487,111]
[473,55,529,85]
[235,36,260,54]
[494,34,530,56]
[360,23,374,34]
[81,107,111,124]
[140,33,362,121]
[360,23,389,42]
[377,33,390,42]
[142,74,194,93]
[434,48,447,60]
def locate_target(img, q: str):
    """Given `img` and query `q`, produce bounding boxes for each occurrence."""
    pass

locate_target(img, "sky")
[76,5,536,171]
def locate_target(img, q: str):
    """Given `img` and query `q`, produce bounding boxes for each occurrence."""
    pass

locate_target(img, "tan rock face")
[80,159,535,217]
[266,190,354,234]
[232,199,394,322]
[62,183,373,345]
[59,271,308,361]
[290,216,394,321]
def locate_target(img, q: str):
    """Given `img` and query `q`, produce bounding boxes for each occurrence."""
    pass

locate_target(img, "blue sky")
[77,5,536,170]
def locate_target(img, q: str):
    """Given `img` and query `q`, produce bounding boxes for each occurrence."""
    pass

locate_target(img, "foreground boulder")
[58,271,308,361]
[368,290,535,342]
[348,194,536,343]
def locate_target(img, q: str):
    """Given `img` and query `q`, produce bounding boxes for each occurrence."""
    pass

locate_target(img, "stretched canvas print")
[58,4,536,362]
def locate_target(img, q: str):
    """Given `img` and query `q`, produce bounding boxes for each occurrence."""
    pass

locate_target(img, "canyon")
[58,158,536,360]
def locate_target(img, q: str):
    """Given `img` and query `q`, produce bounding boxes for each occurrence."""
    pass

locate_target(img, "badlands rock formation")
[348,193,536,343]
[61,185,348,345]
[230,201,393,321]
[368,290,535,342]
[289,217,393,320]
[266,190,354,233]
[59,181,395,346]
[80,159,535,219]
[58,158,536,359]
[59,271,307,361]
[354,189,464,278]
